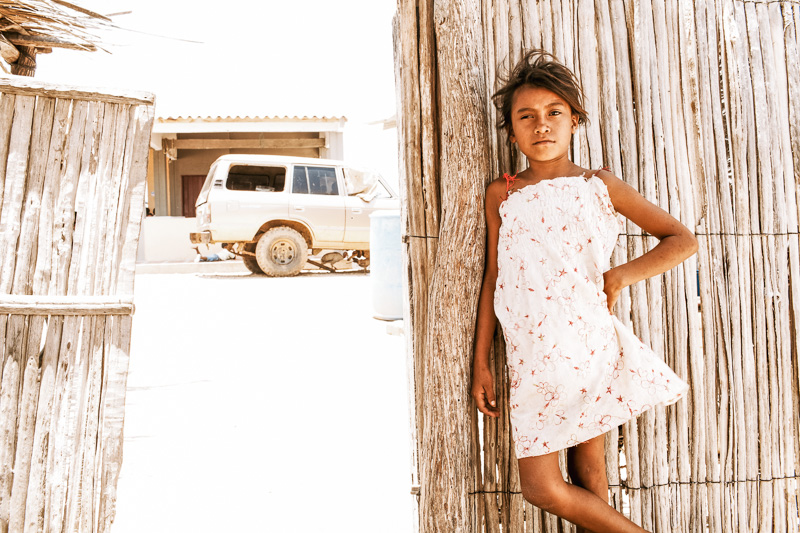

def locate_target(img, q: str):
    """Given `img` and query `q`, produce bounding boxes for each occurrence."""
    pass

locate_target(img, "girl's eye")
[550,110,561,116]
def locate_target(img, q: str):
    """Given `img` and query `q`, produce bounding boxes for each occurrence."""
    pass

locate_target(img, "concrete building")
[147,115,346,217]
[139,115,346,262]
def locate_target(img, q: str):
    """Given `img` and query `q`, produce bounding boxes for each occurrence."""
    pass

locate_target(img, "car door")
[343,180,397,245]
[211,163,289,241]
[289,165,345,243]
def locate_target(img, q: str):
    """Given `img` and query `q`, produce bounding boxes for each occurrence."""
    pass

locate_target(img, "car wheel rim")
[270,239,296,265]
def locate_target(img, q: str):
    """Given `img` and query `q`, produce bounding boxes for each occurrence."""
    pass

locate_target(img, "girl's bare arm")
[598,170,699,309]
[472,178,506,418]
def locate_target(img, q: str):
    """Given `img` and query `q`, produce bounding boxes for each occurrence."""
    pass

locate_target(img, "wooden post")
[396,0,492,531]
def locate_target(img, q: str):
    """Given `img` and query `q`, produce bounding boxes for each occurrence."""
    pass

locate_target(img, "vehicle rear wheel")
[240,243,264,274]
[255,226,308,277]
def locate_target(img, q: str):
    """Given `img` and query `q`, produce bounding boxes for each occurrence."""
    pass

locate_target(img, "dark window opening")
[295,166,339,195]
[226,165,287,192]
[293,166,309,194]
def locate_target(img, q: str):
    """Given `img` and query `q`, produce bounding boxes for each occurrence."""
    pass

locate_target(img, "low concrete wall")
[137,216,228,263]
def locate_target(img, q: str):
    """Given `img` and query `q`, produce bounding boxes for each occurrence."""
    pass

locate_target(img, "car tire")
[255,226,308,277]
[241,243,264,275]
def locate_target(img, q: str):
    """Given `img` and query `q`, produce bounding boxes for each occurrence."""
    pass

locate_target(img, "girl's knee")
[568,445,608,487]
[520,480,569,513]
[568,460,609,502]
[570,461,607,485]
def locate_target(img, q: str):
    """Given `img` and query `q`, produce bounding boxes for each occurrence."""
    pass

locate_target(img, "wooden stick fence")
[0,77,154,533]
[395,0,800,531]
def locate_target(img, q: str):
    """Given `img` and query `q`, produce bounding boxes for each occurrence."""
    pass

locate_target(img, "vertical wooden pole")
[418,1,491,530]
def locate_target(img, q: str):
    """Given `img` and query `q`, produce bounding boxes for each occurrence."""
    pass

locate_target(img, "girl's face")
[509,85,578,164]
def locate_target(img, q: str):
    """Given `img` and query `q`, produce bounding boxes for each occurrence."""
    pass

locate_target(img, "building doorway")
[182,175,206,217]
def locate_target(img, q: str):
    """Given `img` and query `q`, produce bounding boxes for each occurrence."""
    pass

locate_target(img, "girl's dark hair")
[492,49,589,131]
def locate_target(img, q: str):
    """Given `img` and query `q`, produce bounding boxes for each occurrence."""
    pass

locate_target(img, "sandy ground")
[112,270,413,533]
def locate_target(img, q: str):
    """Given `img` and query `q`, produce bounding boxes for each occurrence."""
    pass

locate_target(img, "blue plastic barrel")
[370,210,402,320]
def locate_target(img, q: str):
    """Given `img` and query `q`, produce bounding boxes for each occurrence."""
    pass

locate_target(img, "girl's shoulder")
[591,168,624,196]
[486,173,512,198]
[484,174,516,216]
[588,167,614,180]
[487,173,514,189]
[589,168,648,215]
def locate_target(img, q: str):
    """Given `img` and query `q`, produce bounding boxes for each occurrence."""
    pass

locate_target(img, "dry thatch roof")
[0,0,110,74]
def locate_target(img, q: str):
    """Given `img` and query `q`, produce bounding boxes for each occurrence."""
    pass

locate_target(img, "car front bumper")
[189,231,212,244]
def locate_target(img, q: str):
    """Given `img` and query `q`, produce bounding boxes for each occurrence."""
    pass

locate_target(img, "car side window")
[226,165,287,192]
[293,165,339,195]
[374,181,392,198]
[307,166,339,195]
[293,166,309,194]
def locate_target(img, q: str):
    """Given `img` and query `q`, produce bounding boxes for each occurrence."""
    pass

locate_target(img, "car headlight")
[197,205,211,225]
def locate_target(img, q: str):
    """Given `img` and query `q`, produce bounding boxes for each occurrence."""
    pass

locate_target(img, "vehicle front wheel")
[255,226,308,277]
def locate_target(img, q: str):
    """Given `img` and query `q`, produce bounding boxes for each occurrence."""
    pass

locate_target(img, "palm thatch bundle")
[0,0,110,75]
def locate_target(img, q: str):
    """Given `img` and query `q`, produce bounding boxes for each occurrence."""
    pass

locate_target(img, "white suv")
[191,154,399,276]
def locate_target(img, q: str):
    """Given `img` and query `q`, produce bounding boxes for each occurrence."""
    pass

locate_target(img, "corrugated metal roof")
[156,115,347,123]
[151,114,348,135]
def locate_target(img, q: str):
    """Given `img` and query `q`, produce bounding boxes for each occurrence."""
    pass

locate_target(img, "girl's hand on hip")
[603,268,623,312]
[472,365,500,418]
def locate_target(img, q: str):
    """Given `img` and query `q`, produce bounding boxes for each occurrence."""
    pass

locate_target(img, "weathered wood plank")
[0,296,134,315]
[169,137,324,150]
[482,2,507,527]
[395,2,428,531]
[45,313,82,533]
[575,0,602,169]
[39,98,91,533]
[64,99,124,532]
[0,92,17,233]
[0,94,36,532]
[18,95,70,533]
[0,78,154,106]
[95,315,131,532]
[45,100,101,533]
[0,95,35,292]
[7,95,57,533]
[54,99,103,531]
[21,316,63,533]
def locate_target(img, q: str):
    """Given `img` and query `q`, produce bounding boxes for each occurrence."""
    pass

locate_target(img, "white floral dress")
[494,173,688,459]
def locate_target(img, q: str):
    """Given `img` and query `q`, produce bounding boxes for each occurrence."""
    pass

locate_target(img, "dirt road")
[113,270,412,533]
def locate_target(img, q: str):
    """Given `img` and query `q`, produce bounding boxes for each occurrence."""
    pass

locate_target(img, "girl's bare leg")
[518,447,648,533]
[567,434,610,533]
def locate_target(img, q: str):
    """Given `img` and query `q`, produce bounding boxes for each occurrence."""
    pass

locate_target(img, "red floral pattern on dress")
[494,174,689,459]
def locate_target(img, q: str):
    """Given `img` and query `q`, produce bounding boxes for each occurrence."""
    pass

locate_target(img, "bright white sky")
[35,0,400,179]
[37,0,398,120]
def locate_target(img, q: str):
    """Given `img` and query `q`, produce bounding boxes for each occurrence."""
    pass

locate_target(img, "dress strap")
[591,166,611,178]
[503,173,518,199]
